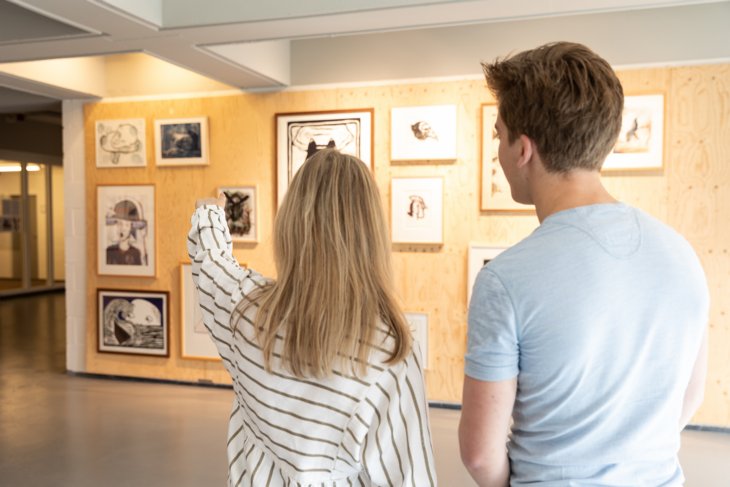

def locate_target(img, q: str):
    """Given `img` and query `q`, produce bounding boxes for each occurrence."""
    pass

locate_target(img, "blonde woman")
[187,149,436,486]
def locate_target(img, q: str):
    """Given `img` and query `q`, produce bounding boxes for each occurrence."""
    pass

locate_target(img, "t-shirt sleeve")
[465,266,519,381]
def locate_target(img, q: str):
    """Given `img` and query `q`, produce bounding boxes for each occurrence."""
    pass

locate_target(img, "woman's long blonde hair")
[237,149,411,377]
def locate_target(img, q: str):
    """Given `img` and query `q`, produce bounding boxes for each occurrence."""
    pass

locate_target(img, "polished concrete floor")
[1,292,729,486]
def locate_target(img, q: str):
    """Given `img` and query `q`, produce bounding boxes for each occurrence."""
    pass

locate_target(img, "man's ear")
[516,134,534,169]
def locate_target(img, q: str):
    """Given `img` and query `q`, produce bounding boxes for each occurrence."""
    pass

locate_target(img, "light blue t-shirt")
[465,203,709,486]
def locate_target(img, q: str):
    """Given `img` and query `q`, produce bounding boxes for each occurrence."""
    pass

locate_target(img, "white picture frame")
[481,104,533,212]
[404,312,429,369]
[391,104,457,161]
[276,109,373,206]
[603,94,664,171]
[98,288,169,356]
[218,186,257,243]
[97,184,156,277]
[467,244,507,304]
[95,118,146,168]
[180,263,220,361]
[154,117,209,166]
[391,177,443,244]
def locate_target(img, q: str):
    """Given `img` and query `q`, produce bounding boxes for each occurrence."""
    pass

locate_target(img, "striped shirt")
[187,206,437,487]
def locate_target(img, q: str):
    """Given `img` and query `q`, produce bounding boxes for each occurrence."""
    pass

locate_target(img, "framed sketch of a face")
[603,94,664,171]
[481,104,533,212]
[276,109,373,206]
[95,119,146,168]
[391,105,457,161]
[180,263,220,360]
[97,289,169,356]
[97,184,155,277]
[218,186,257,243]
[154,117,209,166]
[467,244,507,305]
[391,177,443,244]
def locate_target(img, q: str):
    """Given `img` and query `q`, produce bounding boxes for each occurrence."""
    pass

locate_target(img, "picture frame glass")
[219,186,257,242]
[467,244,507,304]
[404,312,429,369]
[98,289,169,356]
[154,117,209,166]
[603,94,664,171]
[391,177,443,244]
[276,110,373,205]
[95,119,146,168]
[481,104,533,212]
[391,104,457,161]
[97,184,155,277]
[180,264,220,360]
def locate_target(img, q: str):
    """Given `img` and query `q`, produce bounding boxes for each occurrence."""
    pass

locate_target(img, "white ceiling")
[0,0,727,115]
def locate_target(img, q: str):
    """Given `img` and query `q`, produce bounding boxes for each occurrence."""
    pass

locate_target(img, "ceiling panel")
[0,0,91,43]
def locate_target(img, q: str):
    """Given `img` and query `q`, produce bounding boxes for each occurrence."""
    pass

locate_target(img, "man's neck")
[531,169,617,223]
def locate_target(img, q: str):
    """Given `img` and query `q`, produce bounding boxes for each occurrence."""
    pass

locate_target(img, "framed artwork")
[404,312,429,369]
[480,104,533,212]
[180,263,220,361]
[467,244,506,304]
[390,104,457,161]
[391,177,443,244]
[97,289,169,356]
[603,94,664,171]
[95,119,146,168]
[276,109,373,206]
[218,186,257,243]
[154,117,209,166]
[97,184,156,277]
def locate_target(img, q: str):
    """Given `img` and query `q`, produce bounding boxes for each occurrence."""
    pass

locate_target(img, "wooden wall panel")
[84,64,730,426]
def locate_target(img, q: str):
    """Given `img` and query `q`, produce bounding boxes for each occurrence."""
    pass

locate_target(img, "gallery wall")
[83,62,730,427]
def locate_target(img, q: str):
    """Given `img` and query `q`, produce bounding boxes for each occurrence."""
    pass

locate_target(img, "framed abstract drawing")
[218,186,257,243]
[180,263,220,361]
[480,104,533,212]
[404,311,429,369]
[603,94,664,171]
[391,104,457,161]
[391,177,443,245]
[467,244,507,305]
[97,288,169,356]
[276,109,373,206]
[97,184,156,277]
[95,118,146,168]
[154,117,209,166]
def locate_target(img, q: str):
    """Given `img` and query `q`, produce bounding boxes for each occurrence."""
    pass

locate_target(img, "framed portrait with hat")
[97,184,156,277]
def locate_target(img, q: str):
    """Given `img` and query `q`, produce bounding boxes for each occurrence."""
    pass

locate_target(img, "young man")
[459,42,709,486]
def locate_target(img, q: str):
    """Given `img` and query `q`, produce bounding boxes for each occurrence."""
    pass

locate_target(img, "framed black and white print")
[276,109,373,206]
[98,289,169,356]
[97,184,155,277]
[391,104,457,161]
[391,177,443,244]
[95,118,146,168]
[481,104,533,212]
[603,94,664,171]
[154,117,209,166]
[218,186,257,243]
[180,263,220,361]
[467,244,506,305]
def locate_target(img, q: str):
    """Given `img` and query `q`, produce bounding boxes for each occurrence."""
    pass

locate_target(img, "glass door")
[0,161,64,296]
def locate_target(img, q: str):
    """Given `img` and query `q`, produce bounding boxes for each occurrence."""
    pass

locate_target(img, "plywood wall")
[84,63,730,427]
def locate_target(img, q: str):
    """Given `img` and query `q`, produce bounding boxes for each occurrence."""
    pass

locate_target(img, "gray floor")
[1,292,729,486]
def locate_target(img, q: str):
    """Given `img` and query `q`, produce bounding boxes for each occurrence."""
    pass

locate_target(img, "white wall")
[63,100,86,372]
